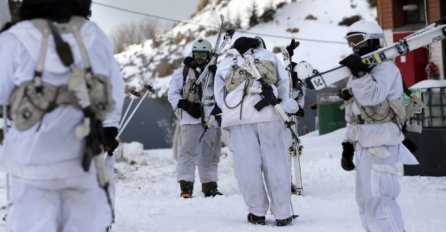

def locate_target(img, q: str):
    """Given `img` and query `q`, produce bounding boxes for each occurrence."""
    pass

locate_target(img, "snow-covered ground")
[107,128,446,232]
[6,127,444,232]
[0,128,445,231]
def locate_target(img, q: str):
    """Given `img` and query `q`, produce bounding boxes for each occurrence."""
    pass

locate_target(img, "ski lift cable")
[92,1,345,45]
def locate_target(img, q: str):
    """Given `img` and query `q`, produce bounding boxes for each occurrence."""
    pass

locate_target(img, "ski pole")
[194,29,235,90]
[118,84,155,138]
[281,39,305,195]
[118,90,141,129]
[290,201,299,219]
[196,27,235,138]
[2,104,10,208]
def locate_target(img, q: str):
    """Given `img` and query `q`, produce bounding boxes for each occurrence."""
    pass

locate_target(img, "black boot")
[276,216,293,226]
[202,182,223,197]
[179,180,194,198]
[247,213,266,225]
[341,142,355,171]
[291,183,298,194]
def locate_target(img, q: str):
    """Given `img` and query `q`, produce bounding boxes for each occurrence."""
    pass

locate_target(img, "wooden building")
[377,0,445,86]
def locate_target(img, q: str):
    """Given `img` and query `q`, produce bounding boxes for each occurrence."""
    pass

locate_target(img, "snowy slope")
[115,0,377,96]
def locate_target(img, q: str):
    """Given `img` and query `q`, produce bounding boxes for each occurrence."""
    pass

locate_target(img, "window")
[403,0,426,24]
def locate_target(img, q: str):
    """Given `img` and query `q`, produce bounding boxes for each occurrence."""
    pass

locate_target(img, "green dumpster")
[317,93,345,135]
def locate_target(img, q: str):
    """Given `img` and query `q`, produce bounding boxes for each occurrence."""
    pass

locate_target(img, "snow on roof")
[410,79,446,89]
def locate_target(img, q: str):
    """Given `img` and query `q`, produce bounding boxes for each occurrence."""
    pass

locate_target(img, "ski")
[281,39,304,196]
[193,15,235,134]
[198,31,235,103]
[195,17,235,92]
[304,18,446,90]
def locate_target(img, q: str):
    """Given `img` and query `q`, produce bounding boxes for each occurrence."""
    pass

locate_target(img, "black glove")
[341,142,355,171]
[183,56,198,69]
[177,99,201,119]
[177,99,188,110]
[261,84,276,105]
[338,88,353,101]
[295,106,304,117]
[339,54,370,77]
[208,64,217,74]
[286,39,299,57]
[102,127,119,155]
[183,56,194,66]
[210,105,222,126]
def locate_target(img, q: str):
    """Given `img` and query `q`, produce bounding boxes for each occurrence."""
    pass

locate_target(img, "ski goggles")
[345,33,368,47]
[192,51,209,58]
[345,32,384,47]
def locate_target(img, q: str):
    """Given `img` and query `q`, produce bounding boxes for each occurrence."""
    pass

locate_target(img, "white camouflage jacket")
[345,61,404,147]
[167,66,219,128]
[214,47,292,128]
[0,20,124,179]
[344,60,418,165]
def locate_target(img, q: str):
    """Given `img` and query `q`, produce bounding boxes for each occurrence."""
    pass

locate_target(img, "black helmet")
[20,0,91,22]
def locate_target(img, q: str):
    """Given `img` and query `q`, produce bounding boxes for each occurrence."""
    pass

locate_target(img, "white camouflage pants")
[7,174,111,232]
[229,120,292,220]
[355,144,406,232]
[176,124,221,183]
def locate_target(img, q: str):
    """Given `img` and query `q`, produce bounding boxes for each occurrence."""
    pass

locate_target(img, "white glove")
[281,98,299,114]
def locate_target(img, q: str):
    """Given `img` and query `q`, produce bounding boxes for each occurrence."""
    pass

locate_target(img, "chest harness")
[347,80,424,132]
[9,17,114,132]
[222,50,277,119]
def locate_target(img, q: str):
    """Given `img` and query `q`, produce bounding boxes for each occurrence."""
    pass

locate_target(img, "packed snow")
[2,128,444,231]
[110,128,446,232]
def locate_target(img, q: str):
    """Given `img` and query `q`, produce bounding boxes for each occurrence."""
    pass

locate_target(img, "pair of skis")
[190,15,235,138]
[304,18,446,90]
[281,40,304,196]
[192,15,235,103]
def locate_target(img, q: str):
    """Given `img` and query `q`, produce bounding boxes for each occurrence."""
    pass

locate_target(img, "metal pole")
[2,104,10,205]
[117,85,154,138]
[118,91,141,129]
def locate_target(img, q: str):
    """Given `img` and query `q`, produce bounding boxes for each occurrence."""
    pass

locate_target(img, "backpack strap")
[66,16,92,72]
[182,65,189,84]
[30,19,51,86]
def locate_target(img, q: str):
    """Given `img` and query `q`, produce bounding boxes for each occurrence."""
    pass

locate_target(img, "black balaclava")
[20,0,91,22]
[353,39,381,56]
[233,37,261,55]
